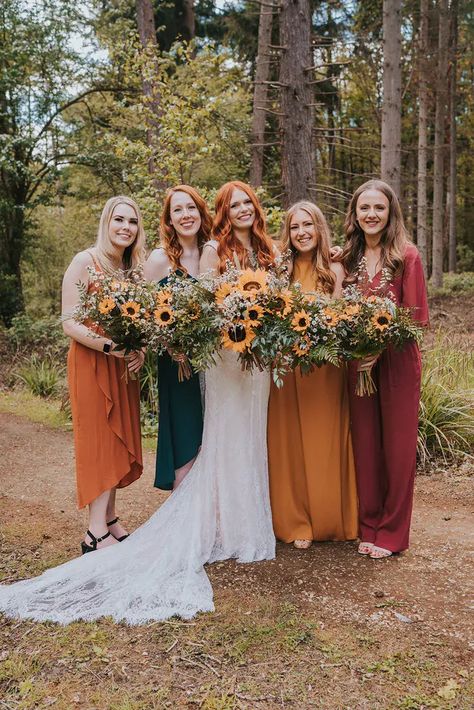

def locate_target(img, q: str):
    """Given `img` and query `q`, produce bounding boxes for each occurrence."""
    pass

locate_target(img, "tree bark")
[432,0,449,287]
[448,0,458,273]
[381,0,402,196]
[279,0,315,207]
[182,0,196,42]
[135,0,164,190]
[416,0,429,275]
[250,0,275,187]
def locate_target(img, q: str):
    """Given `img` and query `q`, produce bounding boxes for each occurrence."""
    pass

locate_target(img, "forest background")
[1,0,473,461]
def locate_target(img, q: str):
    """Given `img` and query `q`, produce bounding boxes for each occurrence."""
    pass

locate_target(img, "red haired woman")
[268,201,358,550]
[342,180,429,559]
[144,185,212,490]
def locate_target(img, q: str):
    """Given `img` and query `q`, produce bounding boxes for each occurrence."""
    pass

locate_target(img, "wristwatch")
[103,341,112,354]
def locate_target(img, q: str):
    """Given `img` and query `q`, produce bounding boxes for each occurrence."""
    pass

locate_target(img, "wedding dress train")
[0,351,275,624]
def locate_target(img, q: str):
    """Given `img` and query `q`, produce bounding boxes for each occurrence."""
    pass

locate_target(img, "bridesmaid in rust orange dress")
[268,201,358,549]
[62,196,145,554]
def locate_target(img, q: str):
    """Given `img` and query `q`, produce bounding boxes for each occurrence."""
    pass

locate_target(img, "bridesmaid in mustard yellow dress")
[268,201,358,549]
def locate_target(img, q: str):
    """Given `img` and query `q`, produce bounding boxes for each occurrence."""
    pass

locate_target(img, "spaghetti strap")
[86,249,102,274]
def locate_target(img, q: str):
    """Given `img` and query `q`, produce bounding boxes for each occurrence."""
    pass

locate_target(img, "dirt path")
[1,410,473,641]
[1,411,473,709]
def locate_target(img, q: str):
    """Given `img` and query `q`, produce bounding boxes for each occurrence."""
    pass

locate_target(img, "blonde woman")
[268,201,358,549]
[62,196,146,554]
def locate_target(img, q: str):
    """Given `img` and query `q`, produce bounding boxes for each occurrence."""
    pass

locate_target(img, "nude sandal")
[293,539,312,549]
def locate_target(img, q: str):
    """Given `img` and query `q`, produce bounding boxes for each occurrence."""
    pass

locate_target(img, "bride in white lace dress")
[0,181,277,625]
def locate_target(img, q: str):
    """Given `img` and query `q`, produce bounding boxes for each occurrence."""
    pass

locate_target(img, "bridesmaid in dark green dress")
[144,186,213,490]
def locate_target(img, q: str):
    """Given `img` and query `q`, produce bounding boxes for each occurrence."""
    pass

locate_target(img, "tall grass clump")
[15,355,64,398]
[419,341,474,464]
[140,351,159,438]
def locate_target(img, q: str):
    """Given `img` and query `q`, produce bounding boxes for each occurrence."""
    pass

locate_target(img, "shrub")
[428,271,474,296]
[7,314,68,359]
[418,343,474,464]
[15,355,65,398]
[140,351,158,438]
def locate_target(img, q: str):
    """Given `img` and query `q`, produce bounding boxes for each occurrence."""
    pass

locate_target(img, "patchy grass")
[0,389,71,430]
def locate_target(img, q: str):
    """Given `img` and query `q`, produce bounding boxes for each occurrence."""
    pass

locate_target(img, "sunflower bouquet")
[208,260,292,373]
[338,284,423,396]
[148,271,222,381]
[261,284,344,387]
[73,266,155,377]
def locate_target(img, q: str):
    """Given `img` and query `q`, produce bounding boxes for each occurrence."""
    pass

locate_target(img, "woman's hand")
[127,350,145,373]
[357,354,380,372]
[167,347,187,364]
[330,245,343,260]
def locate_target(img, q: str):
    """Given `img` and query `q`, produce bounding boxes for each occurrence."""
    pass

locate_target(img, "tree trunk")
[432,0,449,288]
[182,0,196,42]
[135,0,164,191]
[279,0,315,207]
[250,0,275,187]
[381,0,402,196]
[416,0,429,275]
[448,0,458,273]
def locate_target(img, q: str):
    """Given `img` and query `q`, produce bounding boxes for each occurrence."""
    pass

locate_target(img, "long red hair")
[212,181,275,273]
[160,185,212,272]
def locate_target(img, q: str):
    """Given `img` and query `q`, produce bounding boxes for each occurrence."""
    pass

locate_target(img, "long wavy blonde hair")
[95,196,146,273]
[282,201,336,294]
[342,179,410,280]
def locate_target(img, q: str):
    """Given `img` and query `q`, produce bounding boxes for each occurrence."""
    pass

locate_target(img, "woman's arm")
[144,248,171,282]
[61,252,122,355]
[199,241,220,276]
[330,261,345,298]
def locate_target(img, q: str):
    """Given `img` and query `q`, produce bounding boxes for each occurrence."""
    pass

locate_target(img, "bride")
[0,181,276,625]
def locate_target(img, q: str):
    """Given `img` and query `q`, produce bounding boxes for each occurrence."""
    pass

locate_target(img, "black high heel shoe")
[107,517,129,542]
[81,530,112,555]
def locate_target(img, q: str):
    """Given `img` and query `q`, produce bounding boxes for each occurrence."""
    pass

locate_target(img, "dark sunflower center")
[248,309,259,320]
[160,311,171,322]
[298,318,307,327]
[126,306,136,315]
[243,282,261,291]
[229,324,247,342]
[378,316,389,325]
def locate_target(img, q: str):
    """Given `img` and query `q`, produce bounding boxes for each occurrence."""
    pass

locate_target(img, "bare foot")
[293,539,312,549]
[358,542,374,555]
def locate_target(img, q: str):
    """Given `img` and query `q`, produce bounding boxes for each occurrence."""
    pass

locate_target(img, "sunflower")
[274,289,294,317]
[236,269,268,296]
[98,297,116,314]
[154,306,175,326]
[323,307,340,327]
[221,321,255,353]
[155,289,172,306]
[121,301,141,319]
[293,335,311,357]
[244,303,264,325]
[291,310,311,332]
[188,303,201,321]
[215,282,235,304]
[343,303,360,318]
[371,310,392,331]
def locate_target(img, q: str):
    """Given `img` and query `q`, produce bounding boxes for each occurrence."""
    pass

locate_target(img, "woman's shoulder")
[147,246,171,265]
[67,249,96,273]
[403,242,421,263]
[144,247,172,281]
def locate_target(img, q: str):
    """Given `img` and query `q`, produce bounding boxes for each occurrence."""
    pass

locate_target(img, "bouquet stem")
[177,357,192,382]
[356,367,377,397]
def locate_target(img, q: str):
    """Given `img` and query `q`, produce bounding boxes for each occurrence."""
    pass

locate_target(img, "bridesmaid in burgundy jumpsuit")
[342,180,429,559]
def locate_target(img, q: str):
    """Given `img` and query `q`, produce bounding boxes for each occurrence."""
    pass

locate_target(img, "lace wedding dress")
[0,350,275,624]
